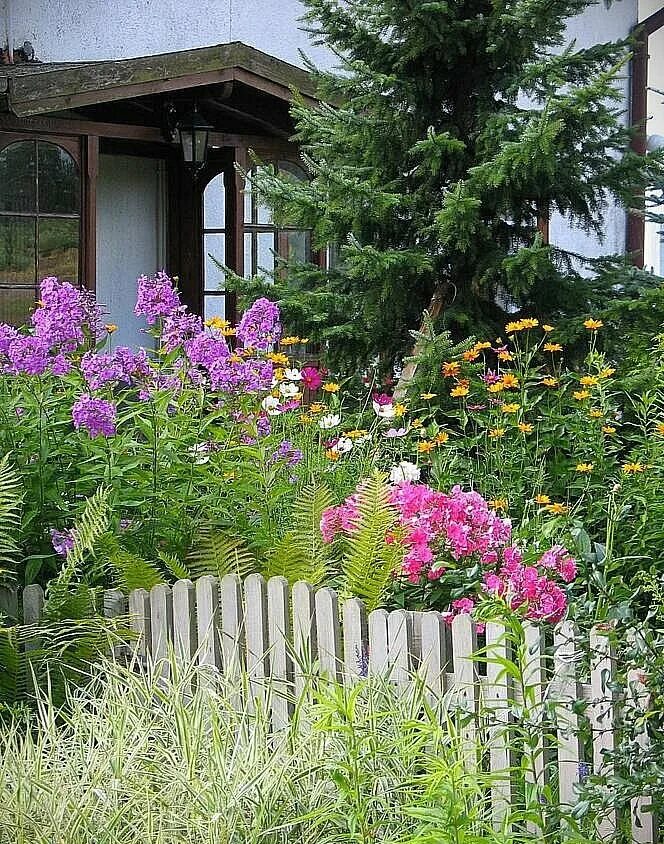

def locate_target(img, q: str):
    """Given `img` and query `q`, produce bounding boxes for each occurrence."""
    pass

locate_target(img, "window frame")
[0,132,84,323]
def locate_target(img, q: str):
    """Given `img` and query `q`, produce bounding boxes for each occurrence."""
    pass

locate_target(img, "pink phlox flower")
[135,271,181,325]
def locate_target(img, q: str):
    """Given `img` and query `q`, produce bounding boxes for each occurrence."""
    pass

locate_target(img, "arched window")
[0,138,81,325]
[201,159,312,321]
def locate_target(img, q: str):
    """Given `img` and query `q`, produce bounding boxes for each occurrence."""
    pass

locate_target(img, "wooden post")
[244,573,269,712]
[343,597,367,683]
[128,588,151,663]
[196,575,220,681]
[485,621,513,828]
[267,576,292,730]
[315,587,342,682]
[590,626,617,840]
[150,583,173,679]
[292,580,317,698]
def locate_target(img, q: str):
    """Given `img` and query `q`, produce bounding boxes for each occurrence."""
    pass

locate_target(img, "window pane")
[0,141,37,213]
[38,143,80,214]
[38,218,79,283]
[204,172,225,229]
[244,232,253,277]
[257,231,276,276]
[0,287,35,326]
[204,294,226,321]
[278,160,307,182]
[0,216,36,285]
[204,233,225,292]
[283,230,310,263]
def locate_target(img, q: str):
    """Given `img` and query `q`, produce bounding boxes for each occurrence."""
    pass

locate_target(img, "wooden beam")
[83,135,99,293]
[206,97,291,139]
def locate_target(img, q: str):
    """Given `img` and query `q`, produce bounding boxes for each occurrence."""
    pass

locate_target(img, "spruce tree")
[243,0,661,371]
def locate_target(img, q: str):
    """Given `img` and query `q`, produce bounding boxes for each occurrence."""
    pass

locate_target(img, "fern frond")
[186,525,255,580]
[264,483,335,585]
[44,488,110,621]
[340,472,401,612]
[110,551,165,593]
[0,454,22,581]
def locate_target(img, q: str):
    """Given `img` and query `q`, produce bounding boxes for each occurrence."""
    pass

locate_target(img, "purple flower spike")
[236,298,281,351]
[134,271,181,325]
[71,394,117,438]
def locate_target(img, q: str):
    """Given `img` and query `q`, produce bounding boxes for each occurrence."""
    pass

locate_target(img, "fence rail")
[21,574,656,843]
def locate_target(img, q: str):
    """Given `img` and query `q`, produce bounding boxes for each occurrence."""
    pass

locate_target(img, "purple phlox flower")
[71,394,117,437]
[257,414,271,438]
[134,271,181,325]
[208,357,273,393]
[6,335,50,376]
[32,277,102,351]
[185,331,230,370]
[236,298,282,351]
[162,307,202,352]
[51,353,73,376]
[0,323,19,356]
[81,351,124,390]
[138,372,182,401]
[269,439,303,467]
[50,528,76,557]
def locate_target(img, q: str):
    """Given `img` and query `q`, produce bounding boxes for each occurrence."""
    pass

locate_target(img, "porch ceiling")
[0,42,317,119]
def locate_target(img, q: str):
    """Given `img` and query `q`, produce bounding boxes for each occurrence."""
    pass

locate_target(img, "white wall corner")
[1,0,10,51]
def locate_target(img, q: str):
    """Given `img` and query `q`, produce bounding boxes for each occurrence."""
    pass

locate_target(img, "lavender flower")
[113,346,151,379]
[81,351,124,390]
[134,271,181,325]
[184,332,230,369]
[51,353,73,376]
[257,414,271,438]
[50,528,75,557]
[162,308,202,352]
[32,277,102,351]
[269,439,304,467]
[208,358,273,393]
[236,298,281,351]
[71,394,117,437]
[6,336,50,376]
[0,323,18,356]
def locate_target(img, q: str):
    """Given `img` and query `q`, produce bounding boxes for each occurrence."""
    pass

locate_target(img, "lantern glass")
[177,106,212,169]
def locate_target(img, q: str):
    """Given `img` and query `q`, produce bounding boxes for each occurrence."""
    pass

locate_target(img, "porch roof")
[0,42,317,119]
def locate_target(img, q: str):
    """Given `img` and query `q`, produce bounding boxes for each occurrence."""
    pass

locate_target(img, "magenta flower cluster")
[321,482,575,624]
[81,347,150,390]
[236,297,281,351]
[134,271,182,325]
[32,277,102,351]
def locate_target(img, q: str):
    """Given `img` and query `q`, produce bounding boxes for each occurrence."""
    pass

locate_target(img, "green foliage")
[241,0,662,371]
[0,455,22,584]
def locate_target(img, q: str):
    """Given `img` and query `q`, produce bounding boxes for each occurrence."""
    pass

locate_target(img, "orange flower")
[656,422,664,437]
[435,431,450,444]
[279,336,301,346]
[417,440,436,454]
[451,385,469,398]
[497,350,514,361]
[489,498,508,511]
[489,427,506,439]
[309,403,325,414]
[622,462,645,475]
[518,422,534,434]
[534,493,551,505]
[545,502,569,515]
[205,316,230,329]
[325,449,340,461]
[573,390,590,401]
[442,361,461,377]
[520,318,539,329]
[105,323,118,334]
[463,350,480,362]
[322,382,340,393]
[584,318,603,330]
[575,462,594,474]
[543,343,562,353]
[500,373,519,389]
[221,327,237,337]
[473,341,492,351]
[541,377,558,388]
[580,375,599,387]
[267,352,289,365]
[505,321,523,333]
[500,403,520,414]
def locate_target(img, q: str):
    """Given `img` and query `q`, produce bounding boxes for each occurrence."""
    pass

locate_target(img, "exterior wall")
[4,0,334,70]
[641,0,664,275]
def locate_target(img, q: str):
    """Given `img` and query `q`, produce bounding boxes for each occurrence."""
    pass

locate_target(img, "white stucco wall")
[5,0,335,70]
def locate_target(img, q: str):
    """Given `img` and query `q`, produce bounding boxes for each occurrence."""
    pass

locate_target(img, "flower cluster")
[71,394,117,438]
[236,297,282,351]
[134,271,182,325]
[321,481,575,624]
[81,347,150,390]
[32,277,102,351]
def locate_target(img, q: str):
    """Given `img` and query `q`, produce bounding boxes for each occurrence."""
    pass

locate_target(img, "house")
[0,1,662,348]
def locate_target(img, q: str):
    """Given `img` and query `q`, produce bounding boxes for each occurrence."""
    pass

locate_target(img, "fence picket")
[590,626,617,840]
[343,598,368,683]
[244,573,269,711]
[523,622,546,835]
[128,588,150,661]
[195,575,220,681]
[485,621,512,829]
[451,614,478,768]
[368,608,389,676]
[103,588,127,659]
[267,576,292,731]
[315,587,342,681]
[173,579,197,666]
[628,668,655,843]
[388,609,412,687]
[419,611,446,704]
[150,584,173,678]
[553,622,581,812]
[292,580,316,698]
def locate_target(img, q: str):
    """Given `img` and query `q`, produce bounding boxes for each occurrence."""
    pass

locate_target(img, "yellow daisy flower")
[573,390,590,401]
[575,462,594,473]
[451,385,469,398]
[489,427,506,439]
[534,494,551,505]
[322,382,340,393]
[584,318,603,330]
[500,403,520,414]
[622,462,645,474]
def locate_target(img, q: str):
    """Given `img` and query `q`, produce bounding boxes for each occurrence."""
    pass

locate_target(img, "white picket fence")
[21,574,656,843]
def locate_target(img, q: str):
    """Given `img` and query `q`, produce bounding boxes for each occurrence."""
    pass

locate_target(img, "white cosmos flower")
[284,368,302,381]
[188,443,211,465]
[373,400,396,419]
[261,396,282,416]
[335,436,353,454]
[319,413,341,430]
[279,381,300,397]
[389,460,421,484]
